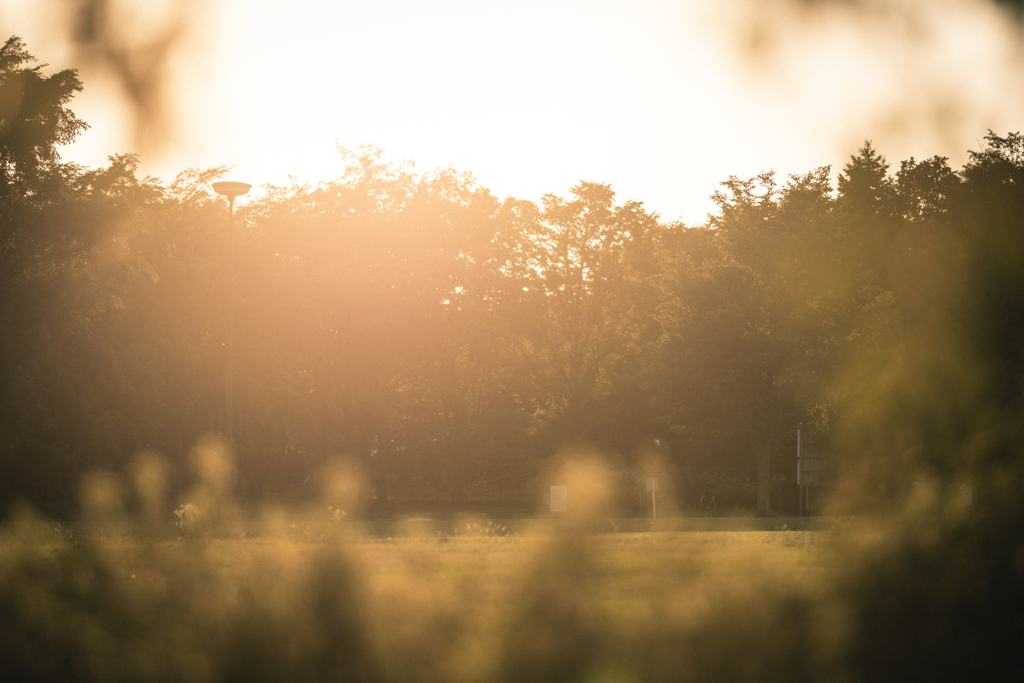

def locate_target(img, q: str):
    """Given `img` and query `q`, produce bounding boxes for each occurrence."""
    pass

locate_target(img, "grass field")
[0,448,873,680]
[3,501,1019,682]
[0,507,845,683]
[191,523,834,629]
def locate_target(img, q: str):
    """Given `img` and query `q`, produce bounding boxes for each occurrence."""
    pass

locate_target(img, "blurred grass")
[305,514,836,538]
[1,441,1019,682]
[0,510,836,683]
[3,498,1021,681]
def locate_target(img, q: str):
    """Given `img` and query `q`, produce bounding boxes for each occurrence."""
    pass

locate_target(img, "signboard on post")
[550,485,568,513]
[798,426,828,515]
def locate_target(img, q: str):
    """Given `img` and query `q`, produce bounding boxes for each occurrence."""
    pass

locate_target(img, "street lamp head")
[213,181,252,198]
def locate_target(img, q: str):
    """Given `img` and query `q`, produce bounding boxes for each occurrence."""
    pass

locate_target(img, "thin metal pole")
[652,490,657,519]
[797,424,802,517]
[226,196,235,451]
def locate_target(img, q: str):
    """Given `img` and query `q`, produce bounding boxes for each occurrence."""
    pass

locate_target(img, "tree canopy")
[3,36,1023,521]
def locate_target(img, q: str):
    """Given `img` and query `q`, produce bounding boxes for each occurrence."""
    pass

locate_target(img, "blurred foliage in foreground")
[0,440,1023,682]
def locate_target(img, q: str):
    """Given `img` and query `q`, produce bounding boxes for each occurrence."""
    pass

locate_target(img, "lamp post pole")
[797,422,803,517]
[212,181,251,451]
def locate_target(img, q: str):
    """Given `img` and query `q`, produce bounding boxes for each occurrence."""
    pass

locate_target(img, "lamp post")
[212,181,251,451]
[797,422,803,517]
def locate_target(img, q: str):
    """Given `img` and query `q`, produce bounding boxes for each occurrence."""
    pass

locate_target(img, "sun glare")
[8,0,1024,222]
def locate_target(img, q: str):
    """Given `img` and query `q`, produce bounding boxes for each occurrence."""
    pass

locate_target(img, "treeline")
[3,36,1021,516]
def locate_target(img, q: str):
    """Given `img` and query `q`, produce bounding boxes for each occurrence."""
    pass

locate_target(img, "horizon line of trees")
[3,36,1021,518]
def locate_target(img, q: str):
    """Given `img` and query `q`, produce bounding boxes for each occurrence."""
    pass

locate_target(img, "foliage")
[1,35,1022,541]
[172,503,198,536]
[0,37,88,186]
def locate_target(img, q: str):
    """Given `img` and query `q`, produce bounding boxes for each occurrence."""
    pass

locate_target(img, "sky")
[3,0,1024,224]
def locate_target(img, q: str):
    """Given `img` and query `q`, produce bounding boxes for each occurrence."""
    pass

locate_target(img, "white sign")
[550,485,567,512]
[645,478,658,492]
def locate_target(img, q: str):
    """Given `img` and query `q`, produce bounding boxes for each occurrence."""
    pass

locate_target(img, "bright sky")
[4,0,1024,224]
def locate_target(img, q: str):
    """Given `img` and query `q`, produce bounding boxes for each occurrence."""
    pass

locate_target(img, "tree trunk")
[756,368,776,515]
[450,455,465,503]
[356,432,373,504]
[374,444,388,505]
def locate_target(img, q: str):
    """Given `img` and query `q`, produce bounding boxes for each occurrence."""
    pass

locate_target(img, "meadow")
[0,504,855,683]
[3,443,1018,683]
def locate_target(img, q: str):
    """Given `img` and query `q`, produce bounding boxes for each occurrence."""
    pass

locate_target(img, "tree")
[0,150,167,513]
[0,37,87,187]
[516,182,664,453]
[651,166,844,514]
[0,38,153,514]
